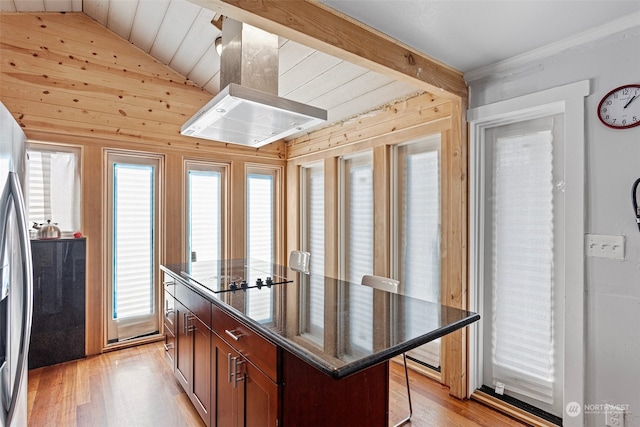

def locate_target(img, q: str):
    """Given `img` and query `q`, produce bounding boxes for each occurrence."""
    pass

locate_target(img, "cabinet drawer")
[176,282,211,329]
[164,291,176,335]
[212,304,277,382]
[163,275,176,296]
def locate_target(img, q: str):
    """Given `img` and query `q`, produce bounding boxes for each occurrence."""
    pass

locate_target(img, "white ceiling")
[2,0,639,138]
[319,0,640,73]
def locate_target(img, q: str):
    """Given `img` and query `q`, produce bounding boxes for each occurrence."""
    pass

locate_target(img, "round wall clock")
[597,84,640,129]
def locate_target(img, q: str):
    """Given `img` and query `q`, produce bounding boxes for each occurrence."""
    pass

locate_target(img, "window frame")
[245,164,282,264]
[26,141,82,235]
[298,161,325,347]
[468,80,589,425]
[104,149,164,346]
[183,159,229,265]
[390,134,442,369]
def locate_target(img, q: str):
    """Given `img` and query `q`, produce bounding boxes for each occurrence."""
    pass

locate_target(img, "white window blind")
[341,154,374,353]
[394,136,441,368]
[113,163,155,320]
[26,147,81,234]
[247,171,275,322]
[106,153,160,343]
[490,130,556,403]
[301,164,324,344]
[187,165,223,282]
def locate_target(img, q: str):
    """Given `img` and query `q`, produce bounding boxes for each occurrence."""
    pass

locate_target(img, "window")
[247,169,276,263]
[246,167,279,323]
[300,163,324,345]
[392,135,441,368]
[26,144,81,235]
[185,161,226,278]
[339,152,374,353]
[105,151,162,343]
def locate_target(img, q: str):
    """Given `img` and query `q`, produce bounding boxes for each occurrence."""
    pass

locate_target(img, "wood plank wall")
[0,12,286,357]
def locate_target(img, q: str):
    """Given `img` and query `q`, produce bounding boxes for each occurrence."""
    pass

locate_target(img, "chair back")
[361,274,400,294]
[289,250,311,273]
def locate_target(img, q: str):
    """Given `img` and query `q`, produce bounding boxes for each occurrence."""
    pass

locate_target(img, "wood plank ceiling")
[0,0,424,139]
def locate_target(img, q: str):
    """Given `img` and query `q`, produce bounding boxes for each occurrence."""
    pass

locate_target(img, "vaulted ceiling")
[2,0,638,139]
[1,0,425,139]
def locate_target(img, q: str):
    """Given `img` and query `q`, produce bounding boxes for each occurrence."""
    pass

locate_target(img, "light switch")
[585,234,625,259]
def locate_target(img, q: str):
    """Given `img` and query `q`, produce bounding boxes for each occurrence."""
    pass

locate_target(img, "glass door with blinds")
[339,152,374,355]
[392,135,441,369]
[106,152,162,343]
[299,163,324,346]
[246,168,277,323]
[480,115,565,419]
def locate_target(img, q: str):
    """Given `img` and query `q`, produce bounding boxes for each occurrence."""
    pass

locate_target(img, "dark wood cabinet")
[175,299,192,392]
[192,314,211,424]
[29,238,86,369]
[212,332,278,427]
[243,351,278,427]
[167,283,212,427]
[163,291,176,369]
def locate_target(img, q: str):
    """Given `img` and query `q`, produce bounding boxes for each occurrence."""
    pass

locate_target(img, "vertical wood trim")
[323,157,339,356]
[165,154,183,265]
[230,161,246,259]
[441,97,469,398]
[83,144,102,356]
[275,165,286,265]
[286,162,300,258]
[324,157,339,279]
[372,145,390,278]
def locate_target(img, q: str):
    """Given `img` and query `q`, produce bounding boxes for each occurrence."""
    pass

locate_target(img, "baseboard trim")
[103,333,164,353]
[471,390,560,427]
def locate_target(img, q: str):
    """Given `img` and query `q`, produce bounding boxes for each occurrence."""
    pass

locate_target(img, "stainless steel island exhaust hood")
[181,18,327,148]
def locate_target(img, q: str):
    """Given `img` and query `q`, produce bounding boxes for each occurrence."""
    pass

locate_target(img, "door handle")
[227,353,245,388]
[183,313,195,335]
[0,172,33,426]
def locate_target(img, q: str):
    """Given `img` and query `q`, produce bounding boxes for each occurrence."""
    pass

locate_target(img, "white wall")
[467,26,640,427]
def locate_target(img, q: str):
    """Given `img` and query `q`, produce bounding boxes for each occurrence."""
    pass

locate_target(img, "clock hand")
[624,95,637,109]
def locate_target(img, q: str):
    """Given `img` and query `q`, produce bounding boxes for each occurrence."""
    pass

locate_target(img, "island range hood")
[181,18,327,147]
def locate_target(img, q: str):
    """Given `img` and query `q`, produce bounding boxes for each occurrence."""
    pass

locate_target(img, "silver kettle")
[34,220,61,240]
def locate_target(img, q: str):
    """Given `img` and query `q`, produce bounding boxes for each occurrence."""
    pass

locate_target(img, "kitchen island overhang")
[161,259,480,380]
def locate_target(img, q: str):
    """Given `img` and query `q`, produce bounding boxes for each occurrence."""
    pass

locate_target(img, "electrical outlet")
[585,234,625,259]
[605,404,625,427]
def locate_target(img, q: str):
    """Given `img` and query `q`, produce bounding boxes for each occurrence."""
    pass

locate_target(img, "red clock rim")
[597,83,640,129]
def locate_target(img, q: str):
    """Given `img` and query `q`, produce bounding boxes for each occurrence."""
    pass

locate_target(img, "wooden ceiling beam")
[188,0,467,100]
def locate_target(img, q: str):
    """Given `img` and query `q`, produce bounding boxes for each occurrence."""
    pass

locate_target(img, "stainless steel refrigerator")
[0,101,33,427]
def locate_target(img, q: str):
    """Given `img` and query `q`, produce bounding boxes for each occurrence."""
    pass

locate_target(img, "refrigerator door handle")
[0,172,33,427]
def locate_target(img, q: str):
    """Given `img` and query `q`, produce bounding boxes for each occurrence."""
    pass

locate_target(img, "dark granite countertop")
[161,259,479,379]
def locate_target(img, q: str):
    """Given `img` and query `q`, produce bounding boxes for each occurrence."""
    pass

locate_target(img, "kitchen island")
[161,259,479,426]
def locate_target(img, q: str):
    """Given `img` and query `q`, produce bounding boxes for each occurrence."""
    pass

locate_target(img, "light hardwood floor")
[27,342,527,426]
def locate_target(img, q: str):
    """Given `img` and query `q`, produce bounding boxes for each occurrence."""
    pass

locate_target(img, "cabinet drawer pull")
[163,343,174,351]
[225,329,243,341]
